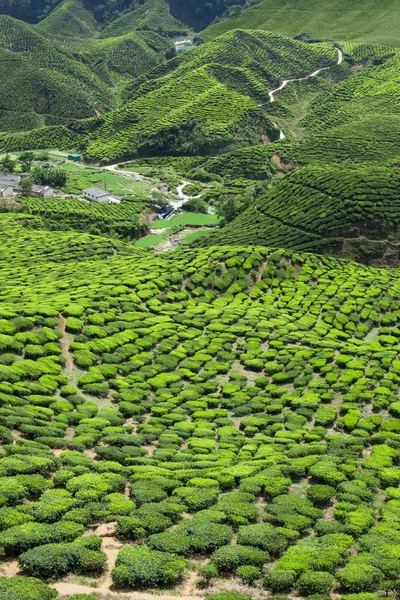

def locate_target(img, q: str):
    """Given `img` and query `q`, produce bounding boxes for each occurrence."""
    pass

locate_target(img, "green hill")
[100,0,188,38]
[203,0,400,47]
[35,0,98,38]
[0,7,176,131]
[0,30,337,159]
[194,165,400,265]
[0,211,399,594]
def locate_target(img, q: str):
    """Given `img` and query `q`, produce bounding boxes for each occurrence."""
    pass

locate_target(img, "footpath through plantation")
[0,214,399,599]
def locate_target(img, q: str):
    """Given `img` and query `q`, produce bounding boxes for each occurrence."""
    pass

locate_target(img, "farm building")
[0,184,13,198]
[68,154,81,162]
[82,187,119,204]
[0,174,20,189]
[29,185,54,198]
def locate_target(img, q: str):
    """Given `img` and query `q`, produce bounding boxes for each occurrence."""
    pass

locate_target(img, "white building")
[30,185,54,198]
[82,187,120,204]
[0,184,13,198]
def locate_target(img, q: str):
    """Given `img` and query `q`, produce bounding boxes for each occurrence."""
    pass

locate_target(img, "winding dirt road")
[262,47,343,139]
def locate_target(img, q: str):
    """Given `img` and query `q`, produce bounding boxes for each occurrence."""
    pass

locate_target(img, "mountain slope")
[0,7,175,131]
[195,165,400,265]
[35,0,98,37]
[0,30,337,159]
[100,0,188,38]
[203,0,400,47]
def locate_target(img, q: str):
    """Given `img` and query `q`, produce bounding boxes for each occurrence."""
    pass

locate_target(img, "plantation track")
[267,47,343,103]
[260,47,343,138]
[58,315,76,388]
[52,581,204,599]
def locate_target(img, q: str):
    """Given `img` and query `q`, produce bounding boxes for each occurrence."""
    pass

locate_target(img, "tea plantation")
[0,0,179,131]
[203,0,400,47]
[1,1,400,597]
[0,211,398,599]
[194,165,400,265]
[0,30,337,160]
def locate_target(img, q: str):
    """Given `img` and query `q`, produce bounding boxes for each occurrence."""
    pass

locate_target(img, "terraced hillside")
[11,196,150,240]
[0,213,399,598]
[0,30,337,160]
[0,1,180,131]
[203,0,400,47]
[194,166,400,266]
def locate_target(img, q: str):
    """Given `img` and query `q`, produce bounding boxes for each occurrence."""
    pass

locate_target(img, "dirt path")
[58,315,76,388]
[52,581,204,600]
[261,47,343,139]
[166,181,203,219]
[102,164,145,181]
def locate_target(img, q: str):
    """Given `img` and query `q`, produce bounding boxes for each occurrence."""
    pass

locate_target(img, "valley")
[0,1,399,600]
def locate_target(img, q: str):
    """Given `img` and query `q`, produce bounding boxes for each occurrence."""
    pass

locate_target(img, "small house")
[0,174,20,191]
[29,185,54,198]
[0,184,13,198]
[68,154,81,162]
[83,187,112,203]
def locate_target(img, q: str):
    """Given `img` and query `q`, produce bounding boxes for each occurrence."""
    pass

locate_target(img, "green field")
[151,212,220,228]
[61,164,151,196]
[204,0,400,47]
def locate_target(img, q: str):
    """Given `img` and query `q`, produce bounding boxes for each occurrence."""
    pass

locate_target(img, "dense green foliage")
[0,212,396,595]
[204,0,400,47]
[0,3,400,598]
[0,30,336,160]
[194,165,400,265]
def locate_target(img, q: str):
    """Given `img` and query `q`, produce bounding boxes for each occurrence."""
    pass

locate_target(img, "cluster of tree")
[0,0,59,22]
[0,0,253,29]
[0,152,49,174]
[217,185,262,224]
[30,165,67,188]
[182,198,208,213]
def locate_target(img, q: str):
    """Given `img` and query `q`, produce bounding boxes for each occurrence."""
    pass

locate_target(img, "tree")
[19,177,33,195]
[30,165,67,188]
[217,188,256,224]
[182,198,208,213]
[1,154,16,173]
[19,152,36,172]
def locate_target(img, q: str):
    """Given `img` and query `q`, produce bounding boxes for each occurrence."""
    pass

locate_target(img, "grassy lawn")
[181,229,213,244]
[152,212,220,229]
[61,164,151,196]
[135,233,168,249]
[0,149,71,162]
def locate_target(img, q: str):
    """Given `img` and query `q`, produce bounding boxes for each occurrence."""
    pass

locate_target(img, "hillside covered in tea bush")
[0,0,182,131]
[0,29,337,159]
[204,0,400,47]
[0,212,399,598]
[194,166,400,265]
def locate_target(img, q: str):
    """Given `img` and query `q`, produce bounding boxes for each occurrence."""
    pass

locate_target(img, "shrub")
[236,565,260,583]
[173,486,219,511]
[18,538,106,579]
[0,521,84,554]
[185,522,233,551]
[297,571,336,595]
[211,544,269,572]
[337,563,383,592]
[306,485,336,507]
[112,544,185,589]
[198,562,218,583]
[237,523,288,554]
[0,576,58,599]
[263,568,296,592]
[148,532,191,555]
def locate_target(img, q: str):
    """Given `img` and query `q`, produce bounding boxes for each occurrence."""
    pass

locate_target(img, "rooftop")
[83,187,110,198]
